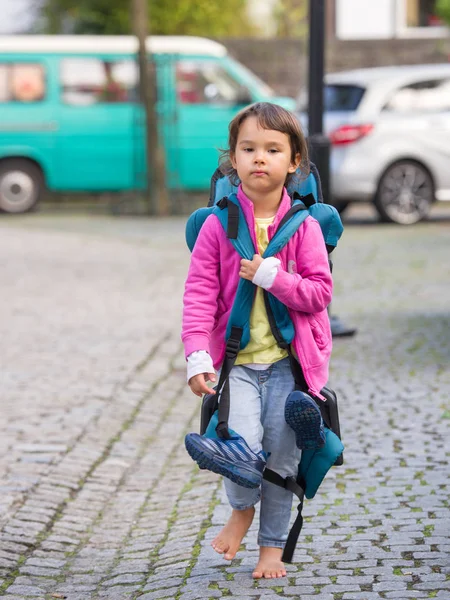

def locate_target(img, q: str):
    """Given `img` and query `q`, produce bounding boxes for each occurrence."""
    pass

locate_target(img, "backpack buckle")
[226,338,240,357]
[226,327,243,357]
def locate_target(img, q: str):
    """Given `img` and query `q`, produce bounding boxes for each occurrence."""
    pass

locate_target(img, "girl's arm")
[260,217,333,313]
[182,215,221,358]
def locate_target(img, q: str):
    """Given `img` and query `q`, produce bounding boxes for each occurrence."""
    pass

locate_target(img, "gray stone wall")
[219,36,450,98]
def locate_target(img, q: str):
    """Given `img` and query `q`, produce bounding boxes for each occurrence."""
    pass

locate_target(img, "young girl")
[182,102,333,579]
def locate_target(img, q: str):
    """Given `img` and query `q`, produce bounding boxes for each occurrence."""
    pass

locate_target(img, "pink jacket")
[182,186,333,398]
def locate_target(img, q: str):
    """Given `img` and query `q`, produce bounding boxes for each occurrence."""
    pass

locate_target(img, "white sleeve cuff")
[252,256,281,290]
[187,350,215,383]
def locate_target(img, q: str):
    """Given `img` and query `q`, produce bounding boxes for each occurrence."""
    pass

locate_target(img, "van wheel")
[374,161,433,225]
[0,159,44,214]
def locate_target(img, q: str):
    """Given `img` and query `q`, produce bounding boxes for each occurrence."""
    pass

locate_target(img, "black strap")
[290,191,316,209]
[263,468,304,497]
[309,162,324,203]
[276,202,307,232]
[216,196,239,240]
[208,167,224,207]
[263,468,305,564]
[282,502,304,563]
[214,326,243,439]
[227,201,239,240]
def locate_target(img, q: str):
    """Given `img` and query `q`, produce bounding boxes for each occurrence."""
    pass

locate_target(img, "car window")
[0,63,46,103]
[324,85,365,111]
[298,84,365,112]
[383,78,450,113]
[176,60,247,105]
[60,58,138,105]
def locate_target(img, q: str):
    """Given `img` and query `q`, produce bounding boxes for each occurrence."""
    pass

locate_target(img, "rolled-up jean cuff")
[258,537,286,549]
[229,494,261,511]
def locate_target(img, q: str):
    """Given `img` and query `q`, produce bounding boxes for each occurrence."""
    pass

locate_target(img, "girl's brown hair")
[219,102,309,186]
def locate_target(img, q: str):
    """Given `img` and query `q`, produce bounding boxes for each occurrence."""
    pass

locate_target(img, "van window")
[176,61,246,105]
[61,58,138,105]
[383,78,450,113]
[0,63,46,103]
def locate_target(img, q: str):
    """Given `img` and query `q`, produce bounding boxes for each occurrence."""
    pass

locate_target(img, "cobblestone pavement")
[0,206,448,600]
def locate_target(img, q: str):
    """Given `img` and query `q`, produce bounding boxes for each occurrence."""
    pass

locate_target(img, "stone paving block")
[342,594,384,599]
[320,584,363,593]
[138,587,185,599]
[289,596,333,600]
[4,597,46,600]
[98,588,143,599]
[0,213,449,599]
[102,573,146,587]
[383,594,428,599]
[4,585,45,596]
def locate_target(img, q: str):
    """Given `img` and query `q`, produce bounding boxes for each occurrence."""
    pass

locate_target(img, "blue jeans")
[223,357,301,548]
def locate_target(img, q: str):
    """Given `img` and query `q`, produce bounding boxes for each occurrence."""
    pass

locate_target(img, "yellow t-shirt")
[235,216,289,366]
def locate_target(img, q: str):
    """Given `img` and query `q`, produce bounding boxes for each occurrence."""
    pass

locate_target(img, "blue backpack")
[186,164,344,562]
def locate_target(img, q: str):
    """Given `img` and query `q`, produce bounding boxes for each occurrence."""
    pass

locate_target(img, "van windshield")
[226,58,275,98]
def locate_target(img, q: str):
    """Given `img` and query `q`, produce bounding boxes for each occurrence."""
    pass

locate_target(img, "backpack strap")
[263,200,309,257]
[208,192,343,562]
[263,468,305,563]
[216,196,240,240]
[208,167,224,207]
[214,325,242,440]
[214,194,309,352]
[211,194,308,439]
[215,195,254,258]
[291,191,316,209]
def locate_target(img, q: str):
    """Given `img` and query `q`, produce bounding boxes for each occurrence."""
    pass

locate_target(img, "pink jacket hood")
[182,186,333,397]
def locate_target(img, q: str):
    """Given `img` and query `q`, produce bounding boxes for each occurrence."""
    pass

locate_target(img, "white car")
[298,64,450,224]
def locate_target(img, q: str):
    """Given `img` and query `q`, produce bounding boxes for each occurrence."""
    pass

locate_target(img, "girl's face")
[231,116,300,199]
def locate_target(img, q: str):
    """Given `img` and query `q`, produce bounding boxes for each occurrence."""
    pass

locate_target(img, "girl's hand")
[188,372,216,397]
[239,254,263,281]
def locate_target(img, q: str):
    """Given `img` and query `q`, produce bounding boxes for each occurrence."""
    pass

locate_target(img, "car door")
[381,76,450,200]
[54,56,139,191]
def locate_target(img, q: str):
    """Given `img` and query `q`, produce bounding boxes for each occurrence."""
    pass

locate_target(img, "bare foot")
[211,507,255,560]
[252,546,287,579]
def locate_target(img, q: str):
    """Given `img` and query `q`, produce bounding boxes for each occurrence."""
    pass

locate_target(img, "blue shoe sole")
[285,393,326,450]
[185,435,263,489]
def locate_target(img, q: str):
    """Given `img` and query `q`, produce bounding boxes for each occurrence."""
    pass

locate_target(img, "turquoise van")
[0,35,295,213]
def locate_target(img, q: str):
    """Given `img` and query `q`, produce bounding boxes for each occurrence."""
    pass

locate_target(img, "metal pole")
[308,0,325,135]
[307,0,331,203]
[131,0,169,215]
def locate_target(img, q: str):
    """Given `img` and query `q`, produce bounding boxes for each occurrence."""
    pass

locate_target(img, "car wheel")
[0,159,44,214]
[375,161,433,225]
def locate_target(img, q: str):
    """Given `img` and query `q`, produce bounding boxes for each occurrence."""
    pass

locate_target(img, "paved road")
[0,207,448,599]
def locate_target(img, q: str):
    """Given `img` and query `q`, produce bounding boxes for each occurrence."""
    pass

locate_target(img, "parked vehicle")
[0,35,294,213]
[297,64,450,224]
